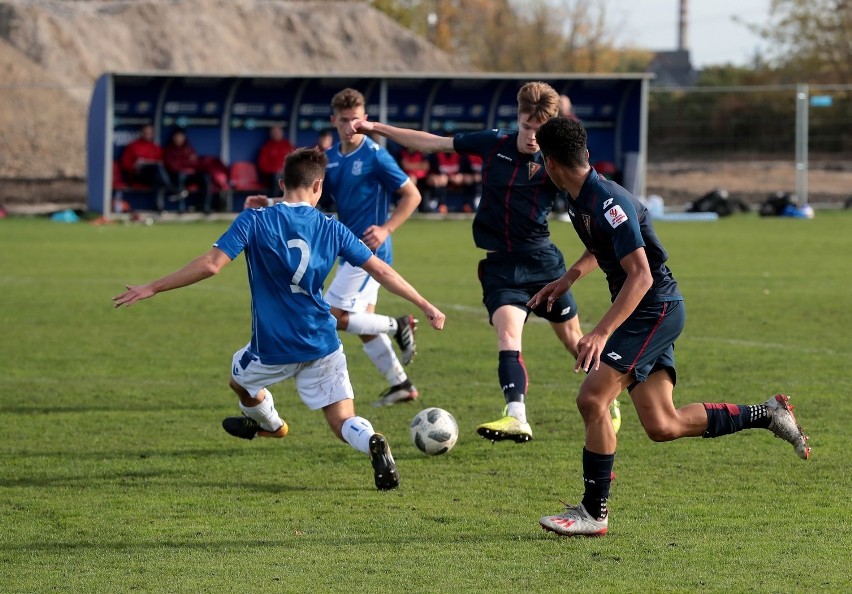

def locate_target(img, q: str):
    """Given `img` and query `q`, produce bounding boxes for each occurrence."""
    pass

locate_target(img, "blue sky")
[605,0,772,68]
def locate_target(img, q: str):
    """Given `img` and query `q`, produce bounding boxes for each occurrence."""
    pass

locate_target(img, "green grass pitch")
[1,211,850,593]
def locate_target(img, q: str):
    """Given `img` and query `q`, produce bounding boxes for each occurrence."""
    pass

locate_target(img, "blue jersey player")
[113,148,446,491]
[529,117,810,536]
[323,88,424,407]
[349,82,622,443]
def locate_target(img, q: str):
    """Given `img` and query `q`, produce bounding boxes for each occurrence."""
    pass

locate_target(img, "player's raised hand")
[527,276,572,312]
[346,118,373,138]
[113,284,155,308]
[244,195,270,209]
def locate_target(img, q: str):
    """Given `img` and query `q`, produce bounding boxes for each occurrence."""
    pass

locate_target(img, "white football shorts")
[324,260,380,313]
[230,344,355,410]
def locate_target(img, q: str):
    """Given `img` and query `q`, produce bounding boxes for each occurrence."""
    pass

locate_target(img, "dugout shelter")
[87,72,652,215]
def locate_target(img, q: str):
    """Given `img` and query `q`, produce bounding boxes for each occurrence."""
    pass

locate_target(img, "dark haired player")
[348,82,622,443]
[529,117,810,536]
[114,147,446,491]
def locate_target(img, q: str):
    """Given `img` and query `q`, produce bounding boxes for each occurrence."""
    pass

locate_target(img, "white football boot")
[540,503,608,537]
[765,393,810,460]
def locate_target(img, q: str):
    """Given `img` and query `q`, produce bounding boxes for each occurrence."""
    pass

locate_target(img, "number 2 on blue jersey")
[286,238,310,295]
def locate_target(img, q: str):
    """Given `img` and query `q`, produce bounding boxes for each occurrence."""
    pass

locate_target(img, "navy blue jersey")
[566,169,681,304]
[454,129,559,253]
[214,202,372,365]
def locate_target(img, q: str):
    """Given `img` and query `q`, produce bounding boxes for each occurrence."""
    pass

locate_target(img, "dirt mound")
[0,0,469,181]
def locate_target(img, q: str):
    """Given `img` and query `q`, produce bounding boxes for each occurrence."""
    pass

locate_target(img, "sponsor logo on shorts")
[604,205,628,228]
[561,306,572,316]
[607,351,622,361]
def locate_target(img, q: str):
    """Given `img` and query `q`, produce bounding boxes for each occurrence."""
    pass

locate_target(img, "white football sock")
[345,312,397,335]
[363,334,407,385]
[341,416,375,454]
[507,401,527,424]
[239,390,284,432]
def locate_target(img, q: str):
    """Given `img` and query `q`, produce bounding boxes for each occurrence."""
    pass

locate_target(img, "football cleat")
[540,502,608,537]
[765,394,810,460]
[476,415,533,443]
[368,433,400,490]
[372,380,419,407]
[610,398,622,434]
[393,315,418,366]
[221,416,288,440]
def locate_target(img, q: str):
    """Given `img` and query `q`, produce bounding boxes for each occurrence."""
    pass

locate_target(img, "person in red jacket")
[119,124,181,207]
[163,127,212,213]
[257,125,295,196]
[426,148,467,214]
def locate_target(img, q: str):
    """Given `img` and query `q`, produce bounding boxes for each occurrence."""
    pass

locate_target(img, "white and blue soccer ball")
[410,407,458,455]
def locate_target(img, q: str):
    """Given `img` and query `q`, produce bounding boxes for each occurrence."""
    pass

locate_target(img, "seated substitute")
[119,123,183,207]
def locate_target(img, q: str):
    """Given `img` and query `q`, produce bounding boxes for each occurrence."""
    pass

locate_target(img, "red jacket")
[257,139,295,176]
[432,152,461,175]
[120,139,163,178]
[163,142,199,174]
[400,149,429,179]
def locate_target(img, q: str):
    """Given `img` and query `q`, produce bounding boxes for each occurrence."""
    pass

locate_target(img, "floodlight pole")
[795,83,809,206]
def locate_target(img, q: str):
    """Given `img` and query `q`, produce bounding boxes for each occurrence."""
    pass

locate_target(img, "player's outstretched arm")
[360,256,445,330]
[244,194,272,209]
[575,247,652,373]
[527,249,598,311]
[348,119,454,154]
[113,248,232,308]
[362,181,422,250]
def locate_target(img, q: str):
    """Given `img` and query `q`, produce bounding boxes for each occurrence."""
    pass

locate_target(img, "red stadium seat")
[229,161,266,191]
[112,161,128,190]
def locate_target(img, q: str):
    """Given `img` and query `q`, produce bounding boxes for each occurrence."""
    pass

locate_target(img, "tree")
[747,0,852,83]
[369,0,631,73]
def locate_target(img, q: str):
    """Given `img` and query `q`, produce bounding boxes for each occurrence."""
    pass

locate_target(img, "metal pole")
[795,83,808,206]
[378,78,388,148]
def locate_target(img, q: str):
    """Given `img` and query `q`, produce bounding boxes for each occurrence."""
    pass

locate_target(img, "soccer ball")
[410,407,458,455]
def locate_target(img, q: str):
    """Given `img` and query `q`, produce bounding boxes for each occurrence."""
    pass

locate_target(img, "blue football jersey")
[214,202,373,365]
[323,136,410,264]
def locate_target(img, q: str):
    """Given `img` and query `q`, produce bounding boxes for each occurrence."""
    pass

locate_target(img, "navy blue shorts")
[478,244,579,324]
[602,299,685,385]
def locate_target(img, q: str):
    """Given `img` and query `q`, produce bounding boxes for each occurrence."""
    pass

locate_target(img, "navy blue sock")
[581,448,614,520]
[498,350,528,404]
[703,403,771,438]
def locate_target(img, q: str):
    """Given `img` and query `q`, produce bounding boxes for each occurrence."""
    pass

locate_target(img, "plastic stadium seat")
[229,161,266,191]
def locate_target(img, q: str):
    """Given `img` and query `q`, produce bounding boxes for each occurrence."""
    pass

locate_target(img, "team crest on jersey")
[351,159,363,176]
[528,162,541,179]
[582,214,591,234]
[604,205,628,228]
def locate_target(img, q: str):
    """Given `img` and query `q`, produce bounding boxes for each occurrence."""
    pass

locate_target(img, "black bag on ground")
[759,192,795,217]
